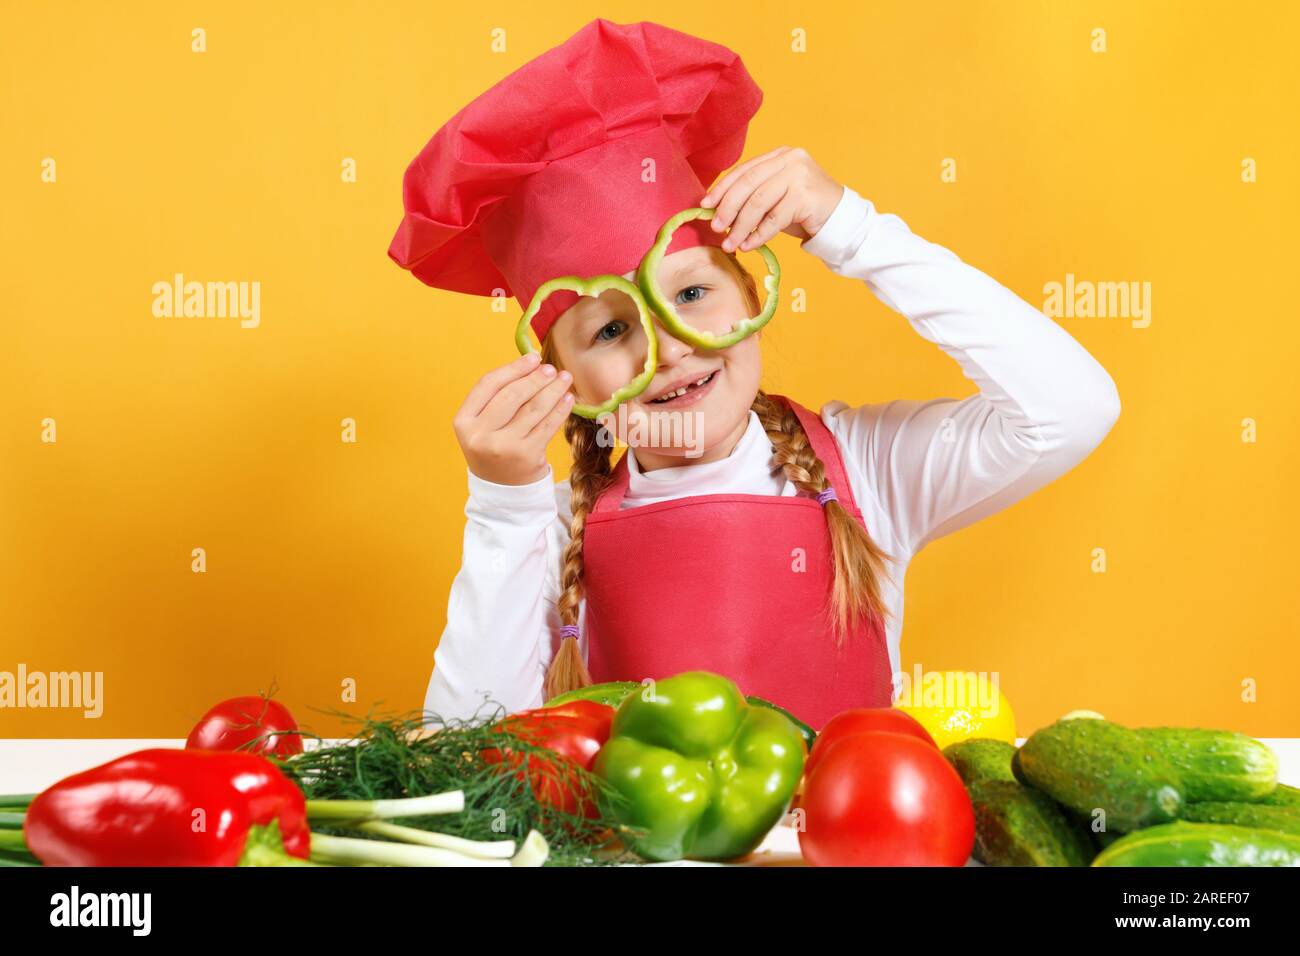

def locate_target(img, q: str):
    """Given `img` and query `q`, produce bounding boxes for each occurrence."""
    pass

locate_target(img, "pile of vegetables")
[1,673,813,867]
[546,675,978,866]
[3,675,1296,868]
[284,702,634,866]
[0,691,633,867]
[945,712,1300,867]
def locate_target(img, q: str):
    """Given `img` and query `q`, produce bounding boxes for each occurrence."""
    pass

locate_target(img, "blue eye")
[676,285,708,305]
[594,320,627,343]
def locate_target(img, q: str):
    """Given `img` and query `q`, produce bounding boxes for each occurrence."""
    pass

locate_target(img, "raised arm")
[805,185,1121,558]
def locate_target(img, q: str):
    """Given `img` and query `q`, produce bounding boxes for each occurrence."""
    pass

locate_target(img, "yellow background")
[2,2,1296,737]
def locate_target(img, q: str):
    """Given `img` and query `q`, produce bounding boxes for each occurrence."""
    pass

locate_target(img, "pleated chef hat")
[387,18,764,343]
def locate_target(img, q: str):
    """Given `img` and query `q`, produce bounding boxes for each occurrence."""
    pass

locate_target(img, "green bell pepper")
[545,682,817,750]
[544,681,643,709]
[515,274,659,420]
[594,671,806,862]
[636,207,781,349]
[744,696,817,751]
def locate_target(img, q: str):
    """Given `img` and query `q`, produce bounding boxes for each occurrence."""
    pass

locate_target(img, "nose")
[652,318,695,367]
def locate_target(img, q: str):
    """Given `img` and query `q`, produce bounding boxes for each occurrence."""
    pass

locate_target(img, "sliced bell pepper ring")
[594,671,806,862]
[636,207,781,349]
[515,275,659,419]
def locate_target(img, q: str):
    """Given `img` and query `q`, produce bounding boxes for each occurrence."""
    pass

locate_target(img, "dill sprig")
[275,700,643,867]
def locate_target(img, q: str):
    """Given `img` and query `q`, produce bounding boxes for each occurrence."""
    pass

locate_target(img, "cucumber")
[1093,822,1300,867]
[1183,802,1300,836]
[1134,727,1277,802]
[1017,719,1183,832]
[944,739,1017,787]
[1009,743,1103,852]
[1259,784,1300,808]
[1059,710,1105,721]
[1094,828,1124,849]
[1011,747,1028,785]
[543,681,640,709]
[1063,805,1114,853]
[968,780,1095,866]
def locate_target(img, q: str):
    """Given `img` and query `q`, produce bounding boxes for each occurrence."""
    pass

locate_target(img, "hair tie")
[559,624,581,639]
[815,487,838,507]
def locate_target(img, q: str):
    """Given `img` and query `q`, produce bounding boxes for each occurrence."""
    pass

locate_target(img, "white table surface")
[3,738,1297,866]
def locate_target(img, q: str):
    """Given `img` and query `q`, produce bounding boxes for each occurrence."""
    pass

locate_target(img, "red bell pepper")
[483,700,614,818]
[186,694,304,757]
[23,749,311,866]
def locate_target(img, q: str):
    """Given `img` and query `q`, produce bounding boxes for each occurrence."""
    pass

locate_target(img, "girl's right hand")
[453,353,575,485]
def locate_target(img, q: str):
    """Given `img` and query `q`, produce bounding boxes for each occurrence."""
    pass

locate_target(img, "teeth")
[652,372,713,403]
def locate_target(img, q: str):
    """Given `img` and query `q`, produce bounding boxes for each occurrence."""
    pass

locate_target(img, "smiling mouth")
[647,370,718,404]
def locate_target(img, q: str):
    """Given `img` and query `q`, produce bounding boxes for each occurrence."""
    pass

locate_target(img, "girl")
[389,20,1120,727]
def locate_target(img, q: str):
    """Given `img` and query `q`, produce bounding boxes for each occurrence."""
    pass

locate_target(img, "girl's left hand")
[699,146,844,252]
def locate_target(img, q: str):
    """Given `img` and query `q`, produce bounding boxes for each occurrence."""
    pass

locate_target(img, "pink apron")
[581,394,894,729]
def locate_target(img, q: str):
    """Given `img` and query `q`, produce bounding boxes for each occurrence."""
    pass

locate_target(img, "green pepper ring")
[514,274,660,420]
[636,207,781,350]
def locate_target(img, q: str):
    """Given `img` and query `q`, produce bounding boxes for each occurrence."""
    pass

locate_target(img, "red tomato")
[799,731,974,867]
[805,708,936,781]
[483,700,614,818]
[186,695,304,757]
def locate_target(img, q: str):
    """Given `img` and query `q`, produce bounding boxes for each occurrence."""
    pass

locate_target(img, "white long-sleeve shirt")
[424,184,1121,721]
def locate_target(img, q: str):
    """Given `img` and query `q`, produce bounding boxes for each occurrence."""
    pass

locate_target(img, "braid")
[752,390,894,646]
[541,338,613,699]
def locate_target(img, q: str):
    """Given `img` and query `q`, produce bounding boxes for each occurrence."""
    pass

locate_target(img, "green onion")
[350,820,517,858]
[307,790,464,821]
[309,829,548,867]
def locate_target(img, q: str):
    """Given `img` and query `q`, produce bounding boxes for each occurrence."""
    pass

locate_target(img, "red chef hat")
[387,18,764,343]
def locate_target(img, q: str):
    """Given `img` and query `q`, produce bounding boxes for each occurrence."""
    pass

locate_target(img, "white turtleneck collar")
[622,409,791,505]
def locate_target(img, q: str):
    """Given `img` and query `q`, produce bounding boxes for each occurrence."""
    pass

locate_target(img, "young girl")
[389,19,1120,727]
